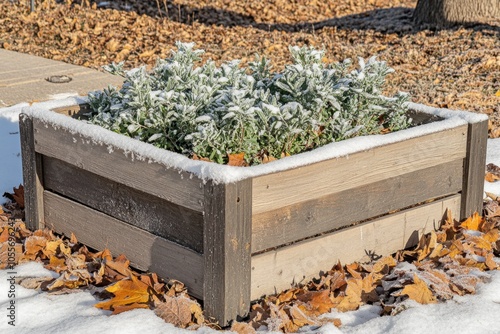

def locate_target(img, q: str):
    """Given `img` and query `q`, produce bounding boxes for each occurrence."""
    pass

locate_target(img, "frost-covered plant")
[87,42,411,165]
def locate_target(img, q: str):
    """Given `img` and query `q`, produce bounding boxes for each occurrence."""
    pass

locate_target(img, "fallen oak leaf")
[485,253,498,270]
[485,172,500,182]
[192,154,211,162]
[297,289,335,315]
[47,269,92,291]
[228,152,248,167]
[154,295,203,328]
[231,321,257,334]
[0,242,22,269]
[95,275,152,314]
[0,228,9,243]
[12,185,24,209]
[487,163,500,176]
[396,274,437,304]
[45,255,67,273]
[288,304,319,330]
[336,274,379,312]
[460,212,484,231]
[22,235,48,260]
[371,256,397,274]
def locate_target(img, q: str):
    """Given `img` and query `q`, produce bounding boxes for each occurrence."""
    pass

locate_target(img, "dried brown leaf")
[231,321,256,334]
[154,295,202,328]
[397,274,437,304]
[95,275,151,314]
[228,152,248,167]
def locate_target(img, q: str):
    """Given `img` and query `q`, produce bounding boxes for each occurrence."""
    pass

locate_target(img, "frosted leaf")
[228,106,241,113]
[358,57,366,69]
[148,133,163,142]
[262,103,280,114]
[222,112,236,120]
[127,124,140,133]
[195,115,212,123]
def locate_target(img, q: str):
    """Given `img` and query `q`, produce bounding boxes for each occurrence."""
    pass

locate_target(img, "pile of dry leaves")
[1,0,499,136]
[1,183,500,332]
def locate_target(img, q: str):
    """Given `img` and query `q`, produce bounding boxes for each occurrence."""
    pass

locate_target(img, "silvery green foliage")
[87,42,411,165]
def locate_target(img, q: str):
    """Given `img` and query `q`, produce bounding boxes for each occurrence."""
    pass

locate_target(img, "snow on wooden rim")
[21,96,478,184]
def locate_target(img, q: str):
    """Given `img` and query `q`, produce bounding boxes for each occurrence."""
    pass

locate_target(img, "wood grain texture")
[252,125,468,214]
[19,114,45,230]
[43,156,204,252]
[250,195,461,300]
[32,118,204,211]
[43,191,204,299]
[251,159,464,253]
[203,179,252,326]
[461,120,488,219]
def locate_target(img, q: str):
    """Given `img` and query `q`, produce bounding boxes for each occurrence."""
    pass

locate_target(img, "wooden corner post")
[461,119,488,219]
[19,114,45,230]
[203,179,252,326]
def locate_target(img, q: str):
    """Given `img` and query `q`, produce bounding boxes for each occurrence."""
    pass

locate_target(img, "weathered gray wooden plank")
[43,191,204,299]
[250,194,461,299]
[19,114,45,230]
[461,119,488,219]
[252,125,468,214]
[203,179,252,326]
[252,159,464,253]
[32,118,204,212]
[43,156,204,253]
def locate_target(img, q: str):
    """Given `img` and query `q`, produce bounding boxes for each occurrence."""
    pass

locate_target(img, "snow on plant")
[87,41,411,165]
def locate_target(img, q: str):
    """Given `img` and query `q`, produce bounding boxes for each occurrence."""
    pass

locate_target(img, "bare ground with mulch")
[0,0,499,135]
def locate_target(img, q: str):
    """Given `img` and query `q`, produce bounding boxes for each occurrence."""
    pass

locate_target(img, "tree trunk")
[413,0,500,26]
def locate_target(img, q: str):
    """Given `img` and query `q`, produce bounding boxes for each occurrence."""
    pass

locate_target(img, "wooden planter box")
[20,98,488,325]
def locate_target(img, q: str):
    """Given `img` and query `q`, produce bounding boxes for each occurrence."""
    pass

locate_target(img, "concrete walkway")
[0,49,123,107]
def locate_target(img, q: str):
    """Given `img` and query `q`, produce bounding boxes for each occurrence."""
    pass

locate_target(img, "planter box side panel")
[250,194,461,299]
[32,118,205,212]
[252,125,467,214]
[43,191,205,299]
[42,156,204,252]
[252,159,464,253]
[251,125,468,252]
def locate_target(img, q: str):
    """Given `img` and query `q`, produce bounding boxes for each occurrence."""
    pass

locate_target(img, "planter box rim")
[21,97,487,184]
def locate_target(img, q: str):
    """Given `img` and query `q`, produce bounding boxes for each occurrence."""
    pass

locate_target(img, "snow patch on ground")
[0,104,26,195]
[324,270,500,334]
[0,263,499,333]
[485,138,500,198]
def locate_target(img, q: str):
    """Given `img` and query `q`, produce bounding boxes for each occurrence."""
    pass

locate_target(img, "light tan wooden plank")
[252,125,468,214]
[461,120,488,219]
[43,191,204,299]
[19,114,45,230]
[43,156,204,253]
[250,195,461,300]
[203,179,252,326]
[252,159,464,252]
[33,118,204,212]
